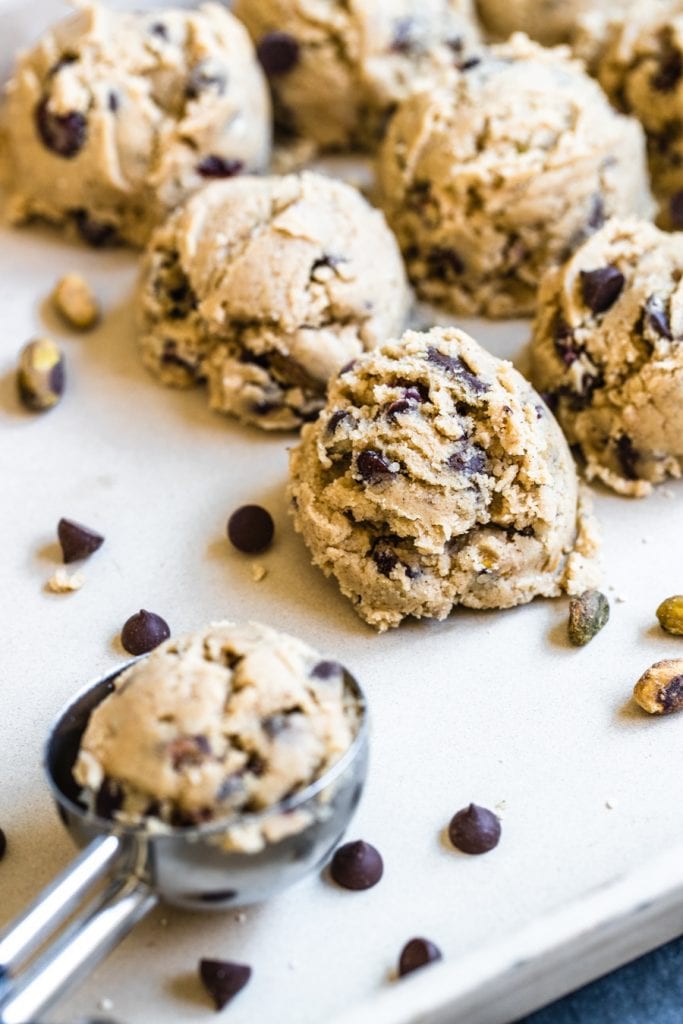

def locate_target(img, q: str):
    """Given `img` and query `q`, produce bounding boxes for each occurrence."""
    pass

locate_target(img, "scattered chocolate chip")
[651,32,683,92]
[121,610,170,656]
[568,590,610,647]
[580,266,625,315]
[71,209,119,248]
[311,660,344,681]
[426,347,488,394]
[197,156,244,179]
[427,246,465,279]
[256,32,300,76]
[447,442,487,475]
[57,517,104,563]
[645,296,673,340]
[199,959,251,1011]
[35,97,87,158]
[357,449,397,484]
[95,778,123,819]
[330,840,383,890]
[0,827,6,861]
[167,735,211,769]
[186,63,227,99]
[227,505,274,554]
[670,191,683,229]
[615,433,639,481]
[448,804,501,855]
[398,938,442,977]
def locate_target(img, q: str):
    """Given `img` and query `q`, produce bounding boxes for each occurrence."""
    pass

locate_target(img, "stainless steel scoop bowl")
[0,662,368,1024]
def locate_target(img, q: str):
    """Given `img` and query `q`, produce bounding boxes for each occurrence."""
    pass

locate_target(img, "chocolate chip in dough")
[256,32,300,75]
[580,266,625,315]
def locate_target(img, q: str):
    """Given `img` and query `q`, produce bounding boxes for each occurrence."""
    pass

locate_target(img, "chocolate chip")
[0,827,7,861]
[427,246,465,280]
[447,442,487,475]
[227,505,274,554]
[256,32,300,76]
[150,21,168,39]
[327,410,353,434]
[426,347,488,394]
[357,449,397,483]
[616,434,639,481]
[554,316,580,366]
[167,735,211,769]
[330,840,383,890]
[670,191,683,229]
[35,97,87,158]
[651,33,683,92]
[199,959,251,1011]
[580,266,625,315]
[71,209,119,248]
[448,803,501,855]
[645,296,673,340]
[121,610,170,655]
[57,517,104,563]
[386,387,424,419]
[391,17,416,54]
[311,660,344,681]
[459,56,482,71]
[95,778,123,819]
[197,156,244,179]
[108,92,119,113]
[372,541,398,577]
[186,63,227,99]
[398,938,443,977]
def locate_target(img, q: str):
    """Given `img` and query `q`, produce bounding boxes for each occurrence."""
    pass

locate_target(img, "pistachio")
[633,659,683,715]
[567,589,610,646]
[656,595,683,636]
[17,338,65,411]
[52,273,100,330]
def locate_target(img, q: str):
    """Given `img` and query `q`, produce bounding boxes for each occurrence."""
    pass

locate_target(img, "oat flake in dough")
[377,35,653,319]
[288,326,599,632]
[3,2,272,247]
[137,171,411,430]
[73,621,359,844]
[529,219,683,497]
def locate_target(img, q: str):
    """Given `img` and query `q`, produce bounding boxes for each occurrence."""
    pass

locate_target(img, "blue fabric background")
[517,934,683,1023]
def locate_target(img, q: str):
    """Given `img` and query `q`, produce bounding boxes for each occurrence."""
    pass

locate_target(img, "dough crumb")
[52,273,100,330]
[46,568,85,593]
[251,562,267,582]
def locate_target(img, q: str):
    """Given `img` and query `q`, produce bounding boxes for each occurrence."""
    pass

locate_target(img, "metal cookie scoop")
[0,664,368,1024]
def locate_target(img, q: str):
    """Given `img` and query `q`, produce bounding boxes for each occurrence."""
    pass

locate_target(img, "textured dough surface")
[476,0,593,45]
[233,0,480,150]
[571,0,683,72]
[529,219,683,497]
[138,171,411,430]
[376,35,653,318]
[288,326,599,631]
[595,10,683,227]
[3,2,271,247]
[73,621,358,831]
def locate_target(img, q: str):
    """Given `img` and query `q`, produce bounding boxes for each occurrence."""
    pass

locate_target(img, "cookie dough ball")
[288,327,599,631]
[73,621,359,833]
[233,0,480,150]
[138,171,411,430]
[4,3,272,247]
[596,12,683,228]
[377,35,653,319]
[529,219,683,497]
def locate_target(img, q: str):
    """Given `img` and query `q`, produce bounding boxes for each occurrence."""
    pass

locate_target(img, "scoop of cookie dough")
[73,621,359,835]
[288,326,599,631]
[595,10,683,229]
[233,0,480,150]
[137,171,411,430]
[529,219,683,497]
[4,2,272,247]
[377,35,653,319]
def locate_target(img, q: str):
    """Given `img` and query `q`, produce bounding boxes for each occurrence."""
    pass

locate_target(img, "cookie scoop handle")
[0,836,156,1024]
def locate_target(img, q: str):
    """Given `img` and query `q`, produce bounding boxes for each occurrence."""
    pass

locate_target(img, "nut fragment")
[46,568,85,593]
[17,338,65,411]
[567,590,609,647]
[633,659,683,715]
[52,273,100,330]
[656,595,683,636]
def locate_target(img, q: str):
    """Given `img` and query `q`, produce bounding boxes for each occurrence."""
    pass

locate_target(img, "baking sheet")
[1,3,682,1023]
